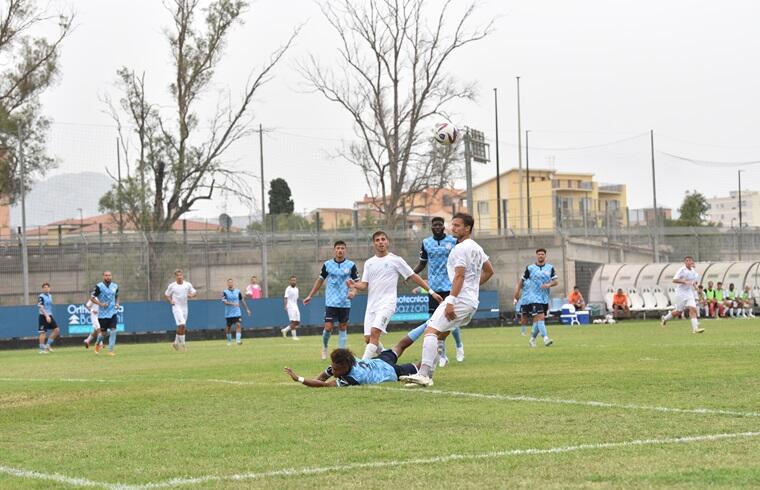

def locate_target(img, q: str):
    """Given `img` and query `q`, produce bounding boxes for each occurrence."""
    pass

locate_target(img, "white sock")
[174,334,179,344]
[362,343,377,360]
[282,325,291,333]
[543,335,550,342]
[291,329,298,338]
[418,334,439,378]
[690,318,699,331]
[663,311,674,321]
[179,334,186,344]
[377,342,385,353]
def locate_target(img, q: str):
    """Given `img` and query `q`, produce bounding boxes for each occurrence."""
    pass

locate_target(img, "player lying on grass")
[283,338,419,387]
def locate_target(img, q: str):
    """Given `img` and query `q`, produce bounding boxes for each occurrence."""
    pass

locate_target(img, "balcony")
[599,184,624,193]
[552,180,593,191]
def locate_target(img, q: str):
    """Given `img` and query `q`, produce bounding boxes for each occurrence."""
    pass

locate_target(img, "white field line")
[0,377,113,383]
[374,386,760,418]
[4,430,754,489]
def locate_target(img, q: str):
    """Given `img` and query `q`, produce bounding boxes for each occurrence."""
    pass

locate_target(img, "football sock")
[362,343,377,360]
[531,323,539,339]
[377,342,384,354]
[226,333,232,343]
[108,330,117,351]
[236,331,241,343]
[46,336,54,346]
[39,343,45,351]
[521,324,527,335]
[691,318,699,331]
[407,322,427,342]
[418,334,438,378]
[85,334,93,343]
[338,330,347,348]
[451,327,463,348]
[438,339,447,358]
[291,329,298,339]
[174,334,179,344]
[537,320,548,338]
[662,311,674,321]
[179,334,186,345]
[96,334,103,345]
[322,329,331,348]
[282,325,291,334]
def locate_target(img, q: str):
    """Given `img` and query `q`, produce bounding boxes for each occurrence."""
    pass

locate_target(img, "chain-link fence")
[3,220,760,310]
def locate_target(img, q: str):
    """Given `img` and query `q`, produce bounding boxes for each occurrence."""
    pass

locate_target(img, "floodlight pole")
[464,128,473,217]
[18,125,30,305]
[493,88,502,234]
[738,169,743,260]
[526,130,532,233]
[516,76,524,233]
[259,124,269,298]
[650,129,660,262]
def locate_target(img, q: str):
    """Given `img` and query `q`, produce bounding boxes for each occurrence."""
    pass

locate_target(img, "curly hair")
[330,348,357,369]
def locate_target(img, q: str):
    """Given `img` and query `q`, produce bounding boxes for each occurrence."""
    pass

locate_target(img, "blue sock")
[407,322,427,342]
[39,343,45,351]
[538,320,548,338]
[322,329,331,348]
[108,330,117,351]
[46,337,54,346]
[439,339,447,358]
[226,333,232,342]
[531,323,539,338]
[338,330,347,348]
[521,324,527,334]
[451,327,463,348]
[96,334,103,345]
[236,331,241,343]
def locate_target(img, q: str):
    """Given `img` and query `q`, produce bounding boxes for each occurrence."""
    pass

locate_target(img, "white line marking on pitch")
[0,377,113,383]
[374,386,760,418]
[3,431,759,488]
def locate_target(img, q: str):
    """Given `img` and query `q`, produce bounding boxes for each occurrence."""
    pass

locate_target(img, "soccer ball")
[433,122,459,145]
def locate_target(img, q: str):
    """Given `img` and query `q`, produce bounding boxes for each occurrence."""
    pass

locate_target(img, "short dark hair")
[372,230,388,241]
[536,248,547,254]
[289,275,297,279]
[330,348,357,368]
[334,240,347,248]
[573,285,578,289]
[41,282,50,288]
[684,255,694,260]
[431,216,445,225]
[452,212,474,232]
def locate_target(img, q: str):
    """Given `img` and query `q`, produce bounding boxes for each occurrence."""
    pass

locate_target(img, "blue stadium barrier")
[0,291,499,339]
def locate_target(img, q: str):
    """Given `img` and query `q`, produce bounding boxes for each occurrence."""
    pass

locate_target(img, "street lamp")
[77,208,83,229]
[738,170,744,260]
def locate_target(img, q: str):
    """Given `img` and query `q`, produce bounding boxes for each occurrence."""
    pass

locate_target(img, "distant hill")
[10,172,113,227]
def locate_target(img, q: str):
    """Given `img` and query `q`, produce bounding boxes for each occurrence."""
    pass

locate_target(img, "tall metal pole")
[493,88,502,234]
[516,77,524,232]
[116,137,123,233]
[650,129,659,262]
[464,128,473,218]
[526,130,532,233]
[18,126,29,305]
[259,124,269,297]
[738,170,743,260]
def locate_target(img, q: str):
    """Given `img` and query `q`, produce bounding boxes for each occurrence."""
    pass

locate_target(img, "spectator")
[568,286,585,311]
[612,288,630,319]
[741,286,755,318]
[246,275,263,299]
[704,281,717,317]
[696,284,709,318]
[714,282,726,318]
[725,283,738,318]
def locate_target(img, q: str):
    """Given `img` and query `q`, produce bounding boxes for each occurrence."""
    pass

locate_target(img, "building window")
[442,194,452,206]
[477,201,490,215]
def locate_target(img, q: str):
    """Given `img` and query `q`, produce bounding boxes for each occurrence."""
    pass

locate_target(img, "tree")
[300,0,492,226]
[667,190,711,227]
[0,0,73,203]
[100,0,297,232]
[268,177,294,215]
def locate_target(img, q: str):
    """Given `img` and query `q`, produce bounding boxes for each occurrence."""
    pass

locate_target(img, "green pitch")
[1,320,759,489]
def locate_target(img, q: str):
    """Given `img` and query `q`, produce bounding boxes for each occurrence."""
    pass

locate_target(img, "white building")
[706,191,760,227]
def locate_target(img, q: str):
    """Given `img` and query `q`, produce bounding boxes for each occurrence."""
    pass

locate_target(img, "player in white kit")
[82,299,103,350]
[348,230,441,360]
[281,275,300,340]
[165,269,197,351]
[402,213,494,387]
[661,256,705,334]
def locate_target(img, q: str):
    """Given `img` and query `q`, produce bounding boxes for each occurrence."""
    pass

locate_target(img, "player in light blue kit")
[90,271,120,356]
[412,217,464,366]
[304,240,359,359]
[37,282,59,353]
[515,248,557,347]
[222,278,251,345]
[283,337,419,387]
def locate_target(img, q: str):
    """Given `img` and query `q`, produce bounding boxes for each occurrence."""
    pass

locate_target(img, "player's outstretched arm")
[304,277,324,305]
[409,273,442,303]
[347,279,368,291]
[283,367,337,388]
[479,260,495,286]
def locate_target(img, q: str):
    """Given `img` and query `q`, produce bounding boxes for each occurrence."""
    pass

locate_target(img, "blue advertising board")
[0,291,499,339]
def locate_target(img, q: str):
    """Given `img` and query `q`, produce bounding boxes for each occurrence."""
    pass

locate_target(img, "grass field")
[1,319,760,489]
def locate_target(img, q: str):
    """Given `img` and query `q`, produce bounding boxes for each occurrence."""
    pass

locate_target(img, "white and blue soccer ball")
[433,122,460,146]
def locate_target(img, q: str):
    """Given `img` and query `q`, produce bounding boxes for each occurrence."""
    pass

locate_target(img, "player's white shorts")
[172,305,189,326]
[90,312,100,330]
[428,301,477,333]
[287,305,300,322]
[674,295,697,312]
[363,303,397,335]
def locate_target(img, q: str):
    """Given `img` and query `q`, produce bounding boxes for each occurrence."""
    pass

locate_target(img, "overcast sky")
[35,0,760,220]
